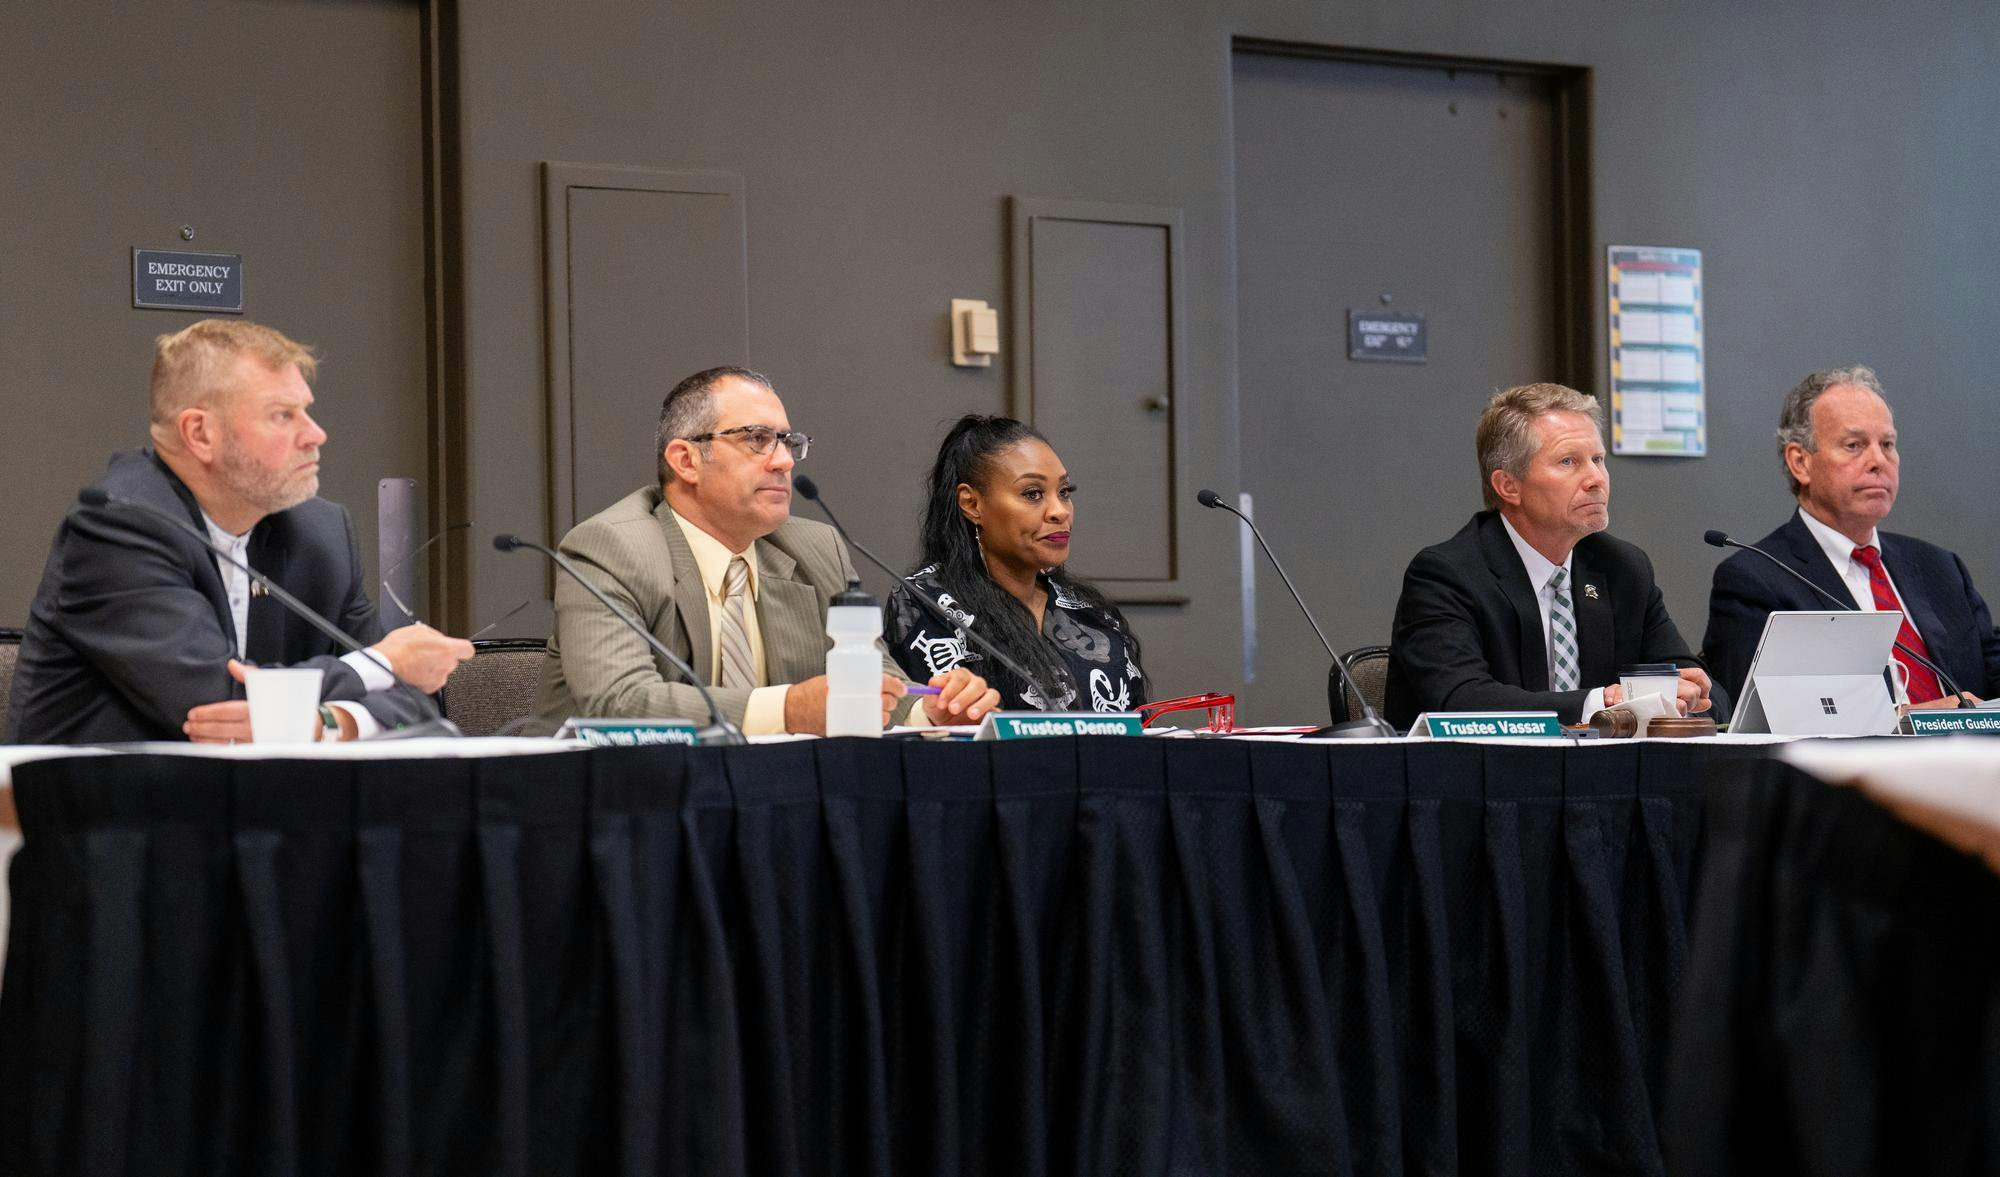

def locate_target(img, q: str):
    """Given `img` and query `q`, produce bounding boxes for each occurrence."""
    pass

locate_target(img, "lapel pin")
[1583,583,1600,600]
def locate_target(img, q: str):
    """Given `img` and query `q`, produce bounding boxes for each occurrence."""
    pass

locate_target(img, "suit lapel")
[1781,514,1859,609]
[1571,545,1617,688]
[754,539,828,687]
[656,502,716,683]
[1479,514,1550,691]
[155,453,239,653]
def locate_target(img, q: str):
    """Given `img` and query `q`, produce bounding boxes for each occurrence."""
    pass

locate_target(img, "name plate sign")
[133,248,243,312]
[975,711,1144,740]
[1906,711,2000,736]
[558,718,701,746]
[1408,712,1564,740]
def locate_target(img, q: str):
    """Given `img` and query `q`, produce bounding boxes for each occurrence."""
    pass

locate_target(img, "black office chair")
[439,638,548,737]
[1327,644,1391,726]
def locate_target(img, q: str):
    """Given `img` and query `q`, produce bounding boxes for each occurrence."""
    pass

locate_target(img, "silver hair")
[1474,382,1604,510]
[655,365,774,485]
[1775,366,1888,496]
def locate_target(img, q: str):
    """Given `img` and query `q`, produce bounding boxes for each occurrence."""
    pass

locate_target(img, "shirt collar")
[1797,504,1879,567]
[1499,512,1573,594]
[199,510,251,552]
[672,511,761,601]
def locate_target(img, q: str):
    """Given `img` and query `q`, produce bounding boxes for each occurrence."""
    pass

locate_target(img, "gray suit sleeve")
[551,532,756,726]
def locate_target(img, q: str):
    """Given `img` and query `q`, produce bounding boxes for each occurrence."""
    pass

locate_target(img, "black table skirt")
[0,738,1740,1177]
[1667,754,2000,1175]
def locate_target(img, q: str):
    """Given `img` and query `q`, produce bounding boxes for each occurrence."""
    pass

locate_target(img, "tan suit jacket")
[530,485,910,733]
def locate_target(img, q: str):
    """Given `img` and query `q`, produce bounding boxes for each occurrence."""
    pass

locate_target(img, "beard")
[218,439,319,515]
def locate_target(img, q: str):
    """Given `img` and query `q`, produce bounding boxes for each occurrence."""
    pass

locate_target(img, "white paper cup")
[1618,668,1682,713]
[245,667,325,744]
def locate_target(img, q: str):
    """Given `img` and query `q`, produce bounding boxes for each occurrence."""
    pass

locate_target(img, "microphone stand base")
[366,717,465,741]
[1298,717,1400,740]
[698,721,749,747]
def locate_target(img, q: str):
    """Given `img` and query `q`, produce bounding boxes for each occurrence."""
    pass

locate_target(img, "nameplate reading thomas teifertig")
[557,718,701,747]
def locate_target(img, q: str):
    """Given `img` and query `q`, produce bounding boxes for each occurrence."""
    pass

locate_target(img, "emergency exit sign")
[133,248,244,313]
[1348,309,1426,362]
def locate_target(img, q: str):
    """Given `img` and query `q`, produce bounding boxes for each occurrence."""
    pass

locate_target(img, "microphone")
[790,475,1055,702]
[1196,488,1397,738]
[77,487,461,738]
[1704,529,1967,702]
[492,533,746,745]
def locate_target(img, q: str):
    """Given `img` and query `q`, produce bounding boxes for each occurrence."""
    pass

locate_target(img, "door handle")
[1144,396,1171,413]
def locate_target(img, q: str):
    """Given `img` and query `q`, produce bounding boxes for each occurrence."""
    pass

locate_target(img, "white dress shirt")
[200,511,387,738]
[1795,506,1911,616]
[1499,515,1607,719]
[671,513,790,736]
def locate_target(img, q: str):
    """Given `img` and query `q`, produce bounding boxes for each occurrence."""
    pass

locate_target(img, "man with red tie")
[1703,366,2000,710]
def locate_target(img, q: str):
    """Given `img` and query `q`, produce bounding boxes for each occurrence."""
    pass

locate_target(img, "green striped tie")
[1549,567,1580,692]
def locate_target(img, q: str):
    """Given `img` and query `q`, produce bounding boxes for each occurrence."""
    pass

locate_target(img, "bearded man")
[5,319,472,744]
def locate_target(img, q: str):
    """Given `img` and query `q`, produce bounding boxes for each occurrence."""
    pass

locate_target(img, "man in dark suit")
[1702,366,2000,706]
[1384,382,1718,730]
[5,319,473,745]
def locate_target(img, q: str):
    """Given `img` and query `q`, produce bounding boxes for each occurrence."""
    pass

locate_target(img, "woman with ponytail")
[885,415,1147,713]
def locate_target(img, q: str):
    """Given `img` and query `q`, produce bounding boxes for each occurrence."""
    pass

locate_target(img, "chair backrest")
[1327,644,1391,727]
[440,638,550,738]
[0,629,21,740]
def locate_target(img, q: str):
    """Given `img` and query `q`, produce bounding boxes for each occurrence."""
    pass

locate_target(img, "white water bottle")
[824,581,883,737]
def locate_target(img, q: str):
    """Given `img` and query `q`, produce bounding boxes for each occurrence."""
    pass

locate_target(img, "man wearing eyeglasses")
[531,366,999,734]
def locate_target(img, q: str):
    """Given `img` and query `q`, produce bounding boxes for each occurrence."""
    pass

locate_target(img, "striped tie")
[1549,567,1581,692]
[717,557,756,690]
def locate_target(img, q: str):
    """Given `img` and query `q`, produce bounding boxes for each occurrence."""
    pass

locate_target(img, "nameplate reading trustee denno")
[133,248,244,313]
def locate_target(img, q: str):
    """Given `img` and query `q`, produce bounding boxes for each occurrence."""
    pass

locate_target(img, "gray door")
[1231,50,1569,722]
[0,0,429,622]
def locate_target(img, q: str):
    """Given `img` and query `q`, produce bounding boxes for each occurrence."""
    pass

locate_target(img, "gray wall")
[1,0,430,620]
[6,0,1997,721]
[449,0,2000,716]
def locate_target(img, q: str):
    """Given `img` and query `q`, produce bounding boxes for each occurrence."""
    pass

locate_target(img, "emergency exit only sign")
[1347,309,1426,363]
[132,248,243,313]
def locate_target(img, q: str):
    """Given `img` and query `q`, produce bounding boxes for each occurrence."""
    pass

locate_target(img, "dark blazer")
[1384,510,1718,728]
[1702,510,2000,706]
[5,449,425,744]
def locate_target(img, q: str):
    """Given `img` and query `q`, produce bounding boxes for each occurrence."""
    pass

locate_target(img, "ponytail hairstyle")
[913,414,1141,701]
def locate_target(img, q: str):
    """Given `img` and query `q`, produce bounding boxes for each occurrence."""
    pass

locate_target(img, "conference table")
[0,732,1993,1176]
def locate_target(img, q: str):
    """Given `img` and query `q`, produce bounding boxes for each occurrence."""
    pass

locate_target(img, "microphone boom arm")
[494,534,746,745]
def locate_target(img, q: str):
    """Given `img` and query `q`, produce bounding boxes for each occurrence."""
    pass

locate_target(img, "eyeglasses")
[684,424,811,460]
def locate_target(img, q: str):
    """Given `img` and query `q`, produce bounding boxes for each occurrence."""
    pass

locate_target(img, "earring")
[974,524,983,548]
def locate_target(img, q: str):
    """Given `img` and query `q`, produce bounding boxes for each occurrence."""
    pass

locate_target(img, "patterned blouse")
[884,565,1148,713]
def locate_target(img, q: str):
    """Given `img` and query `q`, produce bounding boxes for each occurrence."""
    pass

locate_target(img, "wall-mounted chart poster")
[1607,246,1704,456]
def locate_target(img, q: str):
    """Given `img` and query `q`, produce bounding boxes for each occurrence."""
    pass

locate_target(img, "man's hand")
[373,623,475,692]
[919,666,1001,726]
[1603,667,1711,715]
[1676,667,1713,715]
[782,674,909,734]
[183,659,270,743]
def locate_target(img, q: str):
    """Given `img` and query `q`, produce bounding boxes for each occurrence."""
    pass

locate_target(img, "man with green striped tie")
[1381,383,1721,730]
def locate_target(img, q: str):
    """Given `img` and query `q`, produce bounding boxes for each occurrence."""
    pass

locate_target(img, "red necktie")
[1852,544,1943,703]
